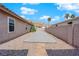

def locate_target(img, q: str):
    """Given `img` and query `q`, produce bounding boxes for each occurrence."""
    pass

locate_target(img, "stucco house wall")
[0,5,32,43]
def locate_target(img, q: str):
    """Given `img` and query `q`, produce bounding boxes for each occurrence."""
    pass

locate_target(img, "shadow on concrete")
[0,49,28,56]
[46,49,79,56]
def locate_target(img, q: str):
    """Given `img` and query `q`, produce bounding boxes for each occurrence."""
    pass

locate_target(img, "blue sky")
[3,3,79,24]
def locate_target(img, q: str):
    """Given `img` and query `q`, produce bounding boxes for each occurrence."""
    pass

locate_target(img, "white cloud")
[54,16,60,20]
[20,15,26,18]
[50,16,61,24]
[20,7,38,15]
[40,16,60,21]
[56,3,79,13]
[51,16,60,21]
[51,19,56,21]
[20,15,31,20]
[40,16,50,20]
[40,15,61,24]
[39,15,61,24]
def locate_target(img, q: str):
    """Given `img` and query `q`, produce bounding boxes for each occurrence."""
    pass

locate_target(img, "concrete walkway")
[0,28,75,56]
[24,28,56,43]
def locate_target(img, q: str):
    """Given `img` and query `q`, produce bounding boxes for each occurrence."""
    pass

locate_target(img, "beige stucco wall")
[46,18,79,48]
[46,25,73,44]
[0,11,31,43]
[73,24,79,48]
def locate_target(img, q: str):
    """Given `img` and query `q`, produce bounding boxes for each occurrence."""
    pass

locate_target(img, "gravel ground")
[0,49,28,56]
[46,49,79,56]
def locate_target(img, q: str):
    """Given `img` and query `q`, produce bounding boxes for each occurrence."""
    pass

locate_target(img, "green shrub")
[30,25,36,32]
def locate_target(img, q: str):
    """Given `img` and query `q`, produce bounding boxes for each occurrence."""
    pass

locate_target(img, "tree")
[70,14,75,18]
[30,25,36,32]
[47,17,51,25]
[64,13,75,20]
[64,13,70,20]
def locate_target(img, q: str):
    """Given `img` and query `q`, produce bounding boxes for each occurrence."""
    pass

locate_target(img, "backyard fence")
[45,18,79,48]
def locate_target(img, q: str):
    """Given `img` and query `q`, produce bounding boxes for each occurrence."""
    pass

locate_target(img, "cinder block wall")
[46,25,73,45]
[45,17,79,48]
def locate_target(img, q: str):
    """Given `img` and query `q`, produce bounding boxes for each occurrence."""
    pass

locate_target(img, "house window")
[8,17,15,32]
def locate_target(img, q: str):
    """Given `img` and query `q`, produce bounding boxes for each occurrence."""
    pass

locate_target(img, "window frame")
[8,17,15,33]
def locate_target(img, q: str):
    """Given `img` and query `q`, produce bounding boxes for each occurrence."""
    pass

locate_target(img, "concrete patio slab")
[0,28,75,56]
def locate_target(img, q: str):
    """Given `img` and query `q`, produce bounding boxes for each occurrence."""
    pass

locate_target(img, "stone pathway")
[0,28,75,56]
